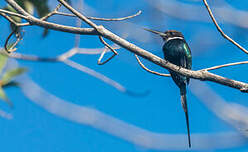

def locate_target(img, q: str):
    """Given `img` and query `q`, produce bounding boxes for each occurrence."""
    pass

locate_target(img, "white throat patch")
[166,37,184,43]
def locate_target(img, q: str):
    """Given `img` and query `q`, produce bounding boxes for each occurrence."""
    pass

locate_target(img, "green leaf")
[0,87,12,107]
[24,1,34,14]
[3,5,22,23]
[2,68,27,85]
[0,54,8,74]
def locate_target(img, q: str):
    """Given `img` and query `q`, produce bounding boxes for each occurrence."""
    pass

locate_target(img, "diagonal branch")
[55,10,142,21]
[202,0,248,55]
[98,36,118,65]
[135,54,170,77]
[40,4,62,21]
[4,0,248,93]
[201,61,248,71]
[58,0,99,29]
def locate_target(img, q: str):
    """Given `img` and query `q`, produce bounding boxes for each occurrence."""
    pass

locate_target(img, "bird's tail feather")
[180,86,191,148]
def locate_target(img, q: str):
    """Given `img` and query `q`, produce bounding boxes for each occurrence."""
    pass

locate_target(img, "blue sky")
[1,0,248,152]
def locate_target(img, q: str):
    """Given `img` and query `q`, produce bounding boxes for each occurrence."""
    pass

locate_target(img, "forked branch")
[3,0,248,93]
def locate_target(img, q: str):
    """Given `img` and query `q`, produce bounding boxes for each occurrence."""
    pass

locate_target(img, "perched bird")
[144,28,192,147]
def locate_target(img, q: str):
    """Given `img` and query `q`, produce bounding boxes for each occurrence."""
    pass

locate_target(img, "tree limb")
[202,0,248,55]
[4,0,248,93]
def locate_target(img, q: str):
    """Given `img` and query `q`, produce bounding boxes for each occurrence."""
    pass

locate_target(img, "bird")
[144,28,192,148]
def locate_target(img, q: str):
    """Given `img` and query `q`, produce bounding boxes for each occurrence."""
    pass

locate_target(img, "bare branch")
[0,10,29,27]
[0,9,28,19]
[97,48,115,65]
[3,0,248,93]
[98,36,118,65]
[135,54,170,77]
[87,11,142,21]
[7,52,59,62]
[40,4,62,21]
[58,0,99,29]
[201,61,248,71]
[63,59,127,93]
[202,0,248,55]
[4,30,21,53]
[55,10,142,21]
[0,12,17,25]
[54,11,75,17]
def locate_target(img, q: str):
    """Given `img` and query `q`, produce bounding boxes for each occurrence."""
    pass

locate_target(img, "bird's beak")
[143,28,167,37]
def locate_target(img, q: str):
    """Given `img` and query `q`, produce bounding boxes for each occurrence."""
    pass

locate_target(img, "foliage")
[0,52,27,107]
[3,0,70,37]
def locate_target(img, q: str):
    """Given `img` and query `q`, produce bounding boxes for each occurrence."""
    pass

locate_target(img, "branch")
[0,45,144,96]
[55,10,142,21]
[40,4,62,21]
[0,9,28,19]
[202,0,248,55]
[202,61,248,71]
[135,54,170,77]
[4,29,22,53]
[58,0,98,29]
[97,36,118,65]
[4,0,248,93]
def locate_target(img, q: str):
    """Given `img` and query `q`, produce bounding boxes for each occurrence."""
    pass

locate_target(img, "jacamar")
[144,28,192,147]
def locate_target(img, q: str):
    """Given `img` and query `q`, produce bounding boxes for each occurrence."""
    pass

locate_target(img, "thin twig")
[41,4,62,21]
[0,9,28,19]
[55,10,142,21]
[63,59,126,92]
[4,0,248,93]
[203,0,248,55]
[98,36,118,55]
[4,30,19,53]
[98,36,118,65]
[0,10,29,27]
[201,61,248,71]
[97,48,116,65]
[0,12,18,26]
[88,11,142,21]
[54,11,75,17]
[135,54,170,77]
[58,0,99,29]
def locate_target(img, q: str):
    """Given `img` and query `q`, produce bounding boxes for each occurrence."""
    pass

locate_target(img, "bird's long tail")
[180,86,191,148]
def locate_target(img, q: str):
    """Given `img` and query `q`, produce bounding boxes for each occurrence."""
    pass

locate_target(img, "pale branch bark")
[54,10,142,21]
[97,36,118,65]
[0,9,28,19]
[58,0,99,30]
[202,61,248,71]
[135,54,170,77]
[97,47,116,65]
[40,4,62,21]
[202,0,248,55]
[0,44,143,96]
[3,0,248,93]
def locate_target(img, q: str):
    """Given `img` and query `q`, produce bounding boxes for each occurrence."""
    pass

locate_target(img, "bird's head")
[144,28,184,42]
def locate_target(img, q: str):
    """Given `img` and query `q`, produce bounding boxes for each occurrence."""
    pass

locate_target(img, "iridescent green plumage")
[144,28,192,147]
